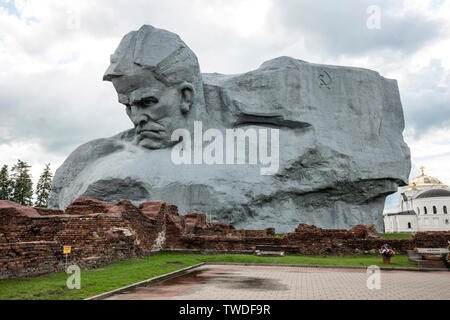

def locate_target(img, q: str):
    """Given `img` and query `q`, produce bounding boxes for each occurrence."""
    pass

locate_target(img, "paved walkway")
[105,264,450,300]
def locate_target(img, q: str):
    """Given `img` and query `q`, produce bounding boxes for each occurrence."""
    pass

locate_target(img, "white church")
[384,166,450,233]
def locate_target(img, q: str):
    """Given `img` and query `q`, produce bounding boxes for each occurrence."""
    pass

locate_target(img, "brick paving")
[106,265,450,300]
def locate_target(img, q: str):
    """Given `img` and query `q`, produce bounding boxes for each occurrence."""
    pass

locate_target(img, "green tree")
[0,165,12,200]
[11,159,33,206]
[35,163,53,208]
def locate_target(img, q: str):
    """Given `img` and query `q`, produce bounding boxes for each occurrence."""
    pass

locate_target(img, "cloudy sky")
[0,0,449,211]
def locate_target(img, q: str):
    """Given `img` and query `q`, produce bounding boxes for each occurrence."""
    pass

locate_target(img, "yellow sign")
[63,246,71,254]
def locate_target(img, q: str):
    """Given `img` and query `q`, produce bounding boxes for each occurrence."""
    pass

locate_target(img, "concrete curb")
[84,262,205,300]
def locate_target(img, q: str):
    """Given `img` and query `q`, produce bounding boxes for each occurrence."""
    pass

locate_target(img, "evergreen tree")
[0,165,12,200]
[11,160,33,206]
[35,163,53,208]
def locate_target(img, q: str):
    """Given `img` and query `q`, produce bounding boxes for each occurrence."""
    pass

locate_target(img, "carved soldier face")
[112,68,194,150]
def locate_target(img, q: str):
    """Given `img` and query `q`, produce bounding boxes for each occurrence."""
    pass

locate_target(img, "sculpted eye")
[142,97,159,106]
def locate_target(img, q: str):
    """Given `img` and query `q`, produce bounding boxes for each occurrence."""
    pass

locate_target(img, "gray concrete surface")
[105,264,449,300]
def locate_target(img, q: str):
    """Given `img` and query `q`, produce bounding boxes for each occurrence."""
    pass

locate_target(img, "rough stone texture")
[414,231,450,248]
[185,212,208,231]
[3,197,449,280]
[48,25,410,233]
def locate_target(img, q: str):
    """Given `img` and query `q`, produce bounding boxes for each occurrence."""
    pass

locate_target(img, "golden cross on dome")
[420,166,425,176]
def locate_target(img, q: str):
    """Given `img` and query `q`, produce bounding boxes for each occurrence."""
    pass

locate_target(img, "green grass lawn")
[378,233,413,239]
[0,253,417,300]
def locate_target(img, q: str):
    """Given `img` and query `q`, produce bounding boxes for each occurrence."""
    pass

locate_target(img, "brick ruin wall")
[1,197,449,279]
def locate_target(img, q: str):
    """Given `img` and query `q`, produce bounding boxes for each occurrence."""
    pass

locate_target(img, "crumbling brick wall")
[413,231,450,248]
[0,199,167,279]
[173,225,417,255]
[1,197,449,279]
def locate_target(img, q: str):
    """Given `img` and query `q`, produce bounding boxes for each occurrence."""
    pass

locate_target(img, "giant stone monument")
[49,25,411,233]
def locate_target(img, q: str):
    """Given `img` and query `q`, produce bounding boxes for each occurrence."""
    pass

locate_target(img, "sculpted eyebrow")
[136,95,159,104]
[131,90,160,104]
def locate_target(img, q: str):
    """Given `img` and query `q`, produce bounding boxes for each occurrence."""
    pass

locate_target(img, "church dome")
[415,189,450,199]
[409,175,443,186]
[408,166,445,187]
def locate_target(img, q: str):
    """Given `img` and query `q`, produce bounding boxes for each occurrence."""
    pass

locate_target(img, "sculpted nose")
[130,105,149,126]
[137,114,148,126]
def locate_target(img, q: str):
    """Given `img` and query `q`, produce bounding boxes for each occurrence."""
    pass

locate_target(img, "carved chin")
[138,137,165,150]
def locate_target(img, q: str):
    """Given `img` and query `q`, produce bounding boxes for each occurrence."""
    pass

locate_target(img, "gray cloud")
[0,64,130,156]
[400,60,450,137]
[269,0,443,59]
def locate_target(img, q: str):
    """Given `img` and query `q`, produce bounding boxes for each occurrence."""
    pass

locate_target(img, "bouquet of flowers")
[379,244,395,258]
[443,241,450,268]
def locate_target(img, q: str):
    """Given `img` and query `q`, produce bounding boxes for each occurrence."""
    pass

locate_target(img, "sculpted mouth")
[137,129,165,140]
